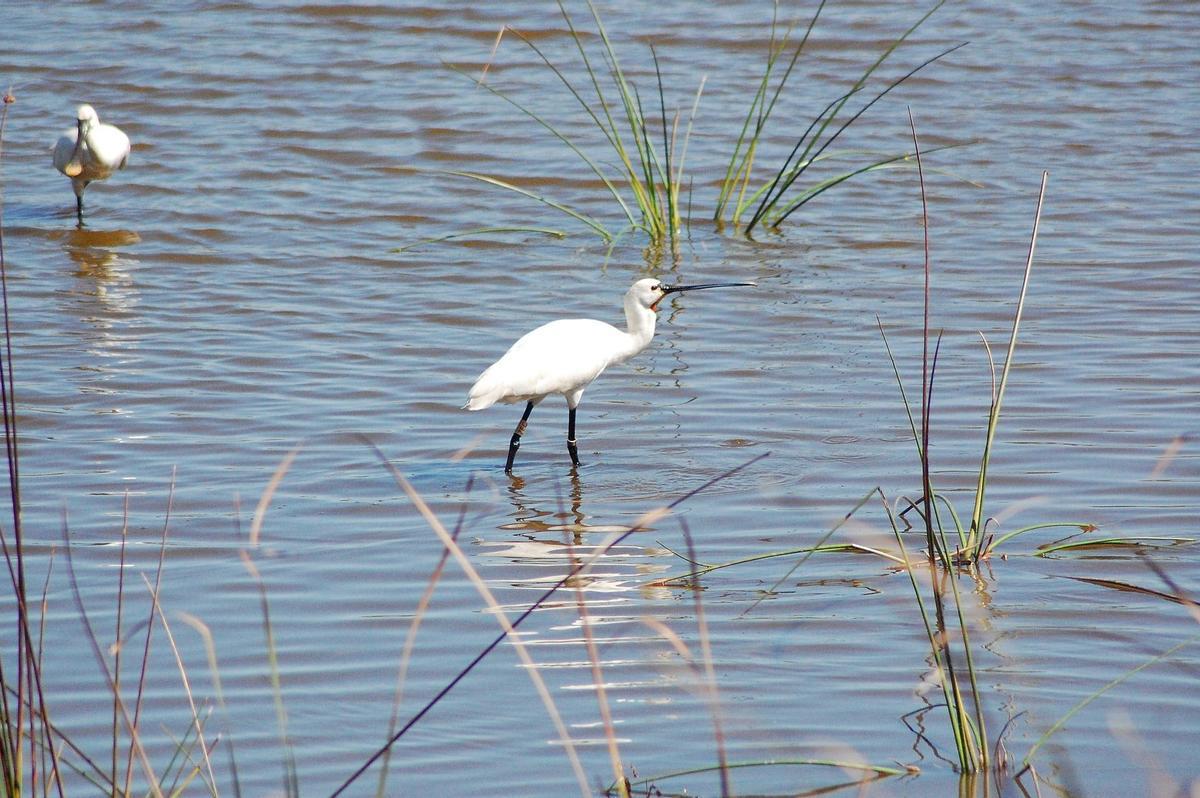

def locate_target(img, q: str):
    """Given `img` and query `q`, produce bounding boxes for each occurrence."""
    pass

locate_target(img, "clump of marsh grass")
[446,0,704,255]
[879,144,1075,569]
[408,1,964,253]
[646,119,1062,780]
[715,2,967,234]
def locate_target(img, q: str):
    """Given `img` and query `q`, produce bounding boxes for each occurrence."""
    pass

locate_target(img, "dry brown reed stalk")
[1148,433,1191,480]
[237,551,298,797]
[678,519,730,797]
[239,443,302,796]
[123,469,175,796]
[348,439,590,797]
[177,612,244,798]
[564,533,626,798]
[111,496,130,795]
[475,26,509,88]
[330,442,769,796]
[375,475,476,797]
[140,574,218,795]
[1138,559,1200,626]
[249,443,303,547]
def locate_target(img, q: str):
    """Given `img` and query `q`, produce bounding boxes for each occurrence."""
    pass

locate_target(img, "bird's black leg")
[567,406,580,468]
[75,194,84,223]
[505,401,535,474]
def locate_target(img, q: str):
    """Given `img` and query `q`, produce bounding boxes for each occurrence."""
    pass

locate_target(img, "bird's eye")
[651,284,660,291]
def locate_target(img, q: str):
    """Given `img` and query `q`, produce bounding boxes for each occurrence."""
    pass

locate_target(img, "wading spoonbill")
[53,104,130,220]
[465,277,755,473]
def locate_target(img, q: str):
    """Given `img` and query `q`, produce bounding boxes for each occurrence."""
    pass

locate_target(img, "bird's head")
[75,104,98,124]
[628,277,757,312]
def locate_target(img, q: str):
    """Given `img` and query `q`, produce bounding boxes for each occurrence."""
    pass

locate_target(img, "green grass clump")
[715,1,966,234]
[413,0,963,252]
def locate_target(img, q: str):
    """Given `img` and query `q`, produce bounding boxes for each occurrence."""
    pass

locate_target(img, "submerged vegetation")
[403,0,967,253]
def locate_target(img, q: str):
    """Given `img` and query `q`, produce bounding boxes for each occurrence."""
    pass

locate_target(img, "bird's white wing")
[465,319,626,409]
[89,125,132,171]
[51,128,78,174]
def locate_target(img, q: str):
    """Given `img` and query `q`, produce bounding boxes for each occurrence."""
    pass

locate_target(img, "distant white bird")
[52,104,131,220]
[465,277,755,473]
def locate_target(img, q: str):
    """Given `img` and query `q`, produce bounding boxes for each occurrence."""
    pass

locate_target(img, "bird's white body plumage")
[52,104,131,201]
[465,279,662,411]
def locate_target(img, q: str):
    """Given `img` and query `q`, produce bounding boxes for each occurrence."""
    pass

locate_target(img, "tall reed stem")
[967,172,1049,547]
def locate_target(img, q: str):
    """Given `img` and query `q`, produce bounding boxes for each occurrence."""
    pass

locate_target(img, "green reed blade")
[772,145,966,225]
[393,226,567,253]
[967,172,1048,548]
[886,500,972,768]
[1037,536,1195,555]
[983,521,1095,554]
[1059,575,1200,605]
[444,170,613,239]
[650,540,902,586]
[1022,635,1200,769]
[741,88,860,225]
[447,63,635,228]
[652,46,676,244]
[716,0,828,221]
[497,31,638,226]
[615,757,908,792]
[747,41,966,232]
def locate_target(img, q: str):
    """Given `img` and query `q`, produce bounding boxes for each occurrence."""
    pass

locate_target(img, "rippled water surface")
[2,1,1198,795]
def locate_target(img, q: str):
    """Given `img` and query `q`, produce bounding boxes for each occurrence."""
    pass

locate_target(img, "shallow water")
[2,1,1198,795]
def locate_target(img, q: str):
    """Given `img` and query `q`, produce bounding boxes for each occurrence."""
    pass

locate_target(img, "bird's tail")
[463,379,503,411]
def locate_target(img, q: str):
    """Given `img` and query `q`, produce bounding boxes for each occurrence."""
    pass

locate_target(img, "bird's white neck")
[618,291,659,361]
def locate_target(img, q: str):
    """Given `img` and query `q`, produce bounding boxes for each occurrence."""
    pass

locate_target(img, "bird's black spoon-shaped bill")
[661,281,757,294]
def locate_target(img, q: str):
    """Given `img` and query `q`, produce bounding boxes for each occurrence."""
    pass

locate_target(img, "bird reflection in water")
[502,469,589,546]
[56,226,140,283]
[490,471,670,595]
[53,227,142,355]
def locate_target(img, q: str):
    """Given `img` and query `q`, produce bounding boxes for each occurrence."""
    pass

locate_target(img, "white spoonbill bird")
[465,277,755,473]
[52,104,131,220]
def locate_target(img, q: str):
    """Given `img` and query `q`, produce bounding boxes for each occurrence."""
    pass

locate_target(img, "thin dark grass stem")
[745,88,859,230]
[34,552,54,794]
[906,108,939,566]
[125,468,175,797]
[1,87,66,798]
[2,684,115,791]
[767,42,967,229]
[61,516,164,797]
[111,495,131,798]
